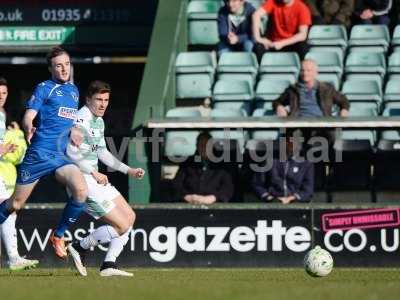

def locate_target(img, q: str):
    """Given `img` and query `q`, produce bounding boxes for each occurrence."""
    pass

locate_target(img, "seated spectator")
[252,136,314,203]
[217,0,256,56]
[273,59,349,118]
[252,0,312,61]
[273,59,349,147]
[354,0,392,25]
[172,132,234,204]
[304,0,354,28]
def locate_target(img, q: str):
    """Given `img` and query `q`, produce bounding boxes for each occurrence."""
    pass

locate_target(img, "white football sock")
[80,225,119,250]
[104,227,131,263]
[0,213,20,261]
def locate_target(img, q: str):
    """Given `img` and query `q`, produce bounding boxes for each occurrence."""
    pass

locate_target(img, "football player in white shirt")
[66,81,144,277]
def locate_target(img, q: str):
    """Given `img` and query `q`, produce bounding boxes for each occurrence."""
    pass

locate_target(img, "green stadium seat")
[384,79,400,102]
[348,102,378,115]
[166,107,202,118]
[251,130,280,141]
[210,129,249,154]
[308,46,344,62]
[391,25,400,51]
[213,101,252,112]
[187,1,220,20]
[348,106,378,116]
[165,131,201,157]
[380,108,400,141]
[210,108,247,117]
[345,52,386,78]
[254,79,290,108]
[258,73,297,84]
[348,25,390,52]
[213,79,254,101]
[217,52,259,86]
[317,73,340,90]
[259,52,300,78]
[213,79,254,114]
[382,107,400,116]
[342,79,382,107]
[345,74,382,89]
[175,52,216,99]
[383,101,400,110]
[348,46,386,53]
[211,80,252,154]
[251,108,275,117]
[176,52,216,73]
[305,51,343,77]
[388,52,400,77]
[336,129,375,146]
[165,108,202,157]
[307,25,347,50]
[187,0,220,45]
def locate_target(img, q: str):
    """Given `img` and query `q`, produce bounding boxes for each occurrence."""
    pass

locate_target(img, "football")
[304,246,334,277]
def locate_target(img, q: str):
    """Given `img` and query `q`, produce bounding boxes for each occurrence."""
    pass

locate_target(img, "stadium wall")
[128,0,187,204]
[2,204,399,268]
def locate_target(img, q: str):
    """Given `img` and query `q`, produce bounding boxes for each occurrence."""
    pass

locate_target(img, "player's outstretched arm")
[97,148,145,179]
[22,109,37,144]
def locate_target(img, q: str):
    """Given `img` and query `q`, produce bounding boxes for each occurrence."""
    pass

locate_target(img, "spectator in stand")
[304,0,354,28]
[273,59,349,118]
[217,0,256,56]
[354,0,392,25]
[252,0,312,61]
[273,59,349,145]
[252,135,314,203]
[172,132,234,204]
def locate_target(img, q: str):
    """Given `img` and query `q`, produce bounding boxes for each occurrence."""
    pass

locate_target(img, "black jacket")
[252,158,314,202]
[273,81,350,117]
[173,156,234,203]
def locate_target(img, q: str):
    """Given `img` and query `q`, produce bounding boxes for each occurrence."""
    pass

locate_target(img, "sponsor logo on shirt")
[58,107,77,120]
[56,90,63,97]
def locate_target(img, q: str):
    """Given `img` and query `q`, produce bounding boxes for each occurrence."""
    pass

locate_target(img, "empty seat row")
[176,51,400,110]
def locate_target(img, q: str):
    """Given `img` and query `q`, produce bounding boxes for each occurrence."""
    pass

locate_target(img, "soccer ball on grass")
[304,246,333,277]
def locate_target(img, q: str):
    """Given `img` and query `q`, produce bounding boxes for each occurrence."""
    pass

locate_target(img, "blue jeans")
[218,39,254,56]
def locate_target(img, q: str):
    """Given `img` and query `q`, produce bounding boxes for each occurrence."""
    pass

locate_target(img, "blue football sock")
[54,198,85,238]
[0,200,11,224]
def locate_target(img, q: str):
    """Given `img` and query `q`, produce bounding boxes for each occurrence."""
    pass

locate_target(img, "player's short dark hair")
[0,77,8,87]
[86,80,111,98]
[46,46,69,66]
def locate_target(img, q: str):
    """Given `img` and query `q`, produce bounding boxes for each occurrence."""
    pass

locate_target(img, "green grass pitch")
[0,268,399,300]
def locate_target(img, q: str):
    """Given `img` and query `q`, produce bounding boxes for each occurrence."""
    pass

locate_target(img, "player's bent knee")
[115,221,131,236]
[73,185,88,202]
